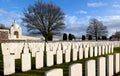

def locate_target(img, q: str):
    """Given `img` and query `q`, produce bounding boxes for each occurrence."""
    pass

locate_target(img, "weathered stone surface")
[21,53,31,72]
[94,46,97,56]
[28,43,39,57]
[56,50,63,64]
[69,63,82,76]
[46,51,54,66]
[72,48,78,61]
[37,42,45,52]
[97,57,106,76]
[105,45,108,54]
[98,46,101,56]
[35,51,44,69]
[85,60,96,76]
[111,45,114,53]
[58,43,62,51]
[0,29,9,40]
[78,47,83,59]
[90,46,93,57]
[1,43,10,55]
[45,68,63,76]
[114,53,120,73]
[52,43,58,55]
[14,42,24,59]
[9,43,15,54]
[102,46,105,55]
[84,47,89,58]
[23,43,29,53]
[107,55,114,76]
[108,45,111,54]
[65,50,71,62]
[3,55,15,75]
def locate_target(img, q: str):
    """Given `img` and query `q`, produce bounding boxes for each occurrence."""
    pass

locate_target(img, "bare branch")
[22,1,65,41]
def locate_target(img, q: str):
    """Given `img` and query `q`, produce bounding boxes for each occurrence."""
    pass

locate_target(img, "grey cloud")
[96,16,120,36]
[63,24,87,37]
[104,21,120,36]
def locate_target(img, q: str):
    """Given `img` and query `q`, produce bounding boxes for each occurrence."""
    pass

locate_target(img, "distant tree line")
[63,33,76,41]
[81,35,107,41]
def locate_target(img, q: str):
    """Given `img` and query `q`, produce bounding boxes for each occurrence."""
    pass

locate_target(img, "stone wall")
[0,29,9,40]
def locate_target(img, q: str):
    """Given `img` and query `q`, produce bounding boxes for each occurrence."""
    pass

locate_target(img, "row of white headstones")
[1,41,120,75]
[45,54,120,76]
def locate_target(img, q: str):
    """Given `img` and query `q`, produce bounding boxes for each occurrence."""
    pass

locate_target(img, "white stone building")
[0,21,42,40]
[10,21,22,39]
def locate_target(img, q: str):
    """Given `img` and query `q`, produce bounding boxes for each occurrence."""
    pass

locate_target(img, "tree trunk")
[45,36,48,42]
[95,34,98,41]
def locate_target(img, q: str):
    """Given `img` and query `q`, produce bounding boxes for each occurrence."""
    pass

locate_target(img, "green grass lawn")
[0,46,120,76]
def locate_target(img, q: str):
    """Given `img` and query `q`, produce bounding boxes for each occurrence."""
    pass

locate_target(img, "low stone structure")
[0,21,42,41]
[0,29,9,40]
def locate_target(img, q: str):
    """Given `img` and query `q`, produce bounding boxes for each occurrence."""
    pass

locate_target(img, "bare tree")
[22,1,65,42]
[86,18,108,41]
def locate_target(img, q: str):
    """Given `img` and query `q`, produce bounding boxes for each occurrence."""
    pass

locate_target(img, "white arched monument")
[10,20,22,39]
[0,20,48,40]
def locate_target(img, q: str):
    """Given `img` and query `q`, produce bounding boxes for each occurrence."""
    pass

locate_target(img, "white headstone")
[3,55,15,75]
[78,48,83,59]
[69,63,82,76]
[102,46,105,55]
[21,53,31,72]
[9,43,15,54]
[35,51,44,69]
[56,50,63,64]
[90,46,93,57]
[94,46,97,56]
[72,48,78,61]
[45,68,63,76]
[29,43,39,57]
[111,45,114,53]
[85,60,96,76]
[114,53,120,73]
[62,43,66,51]
[105,45,108,54]
[46,51,54,66]
[13,43,18,58]
[108,45,111,54]
[67,45,71,52]
[65,50,71,62]
[37,43,45,52]
[46,43,50,52]
[97,57,106,76]
[52,44,58,55]
[84,47,89,58]
[58,43,62,51]
[15,43,24,59]
[107,55,114,76]
[1,43,10,55]
[23,43,29,53]
[98,46,101,56]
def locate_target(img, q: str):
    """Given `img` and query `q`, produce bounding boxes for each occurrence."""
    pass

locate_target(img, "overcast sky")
[0,0,120,37]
